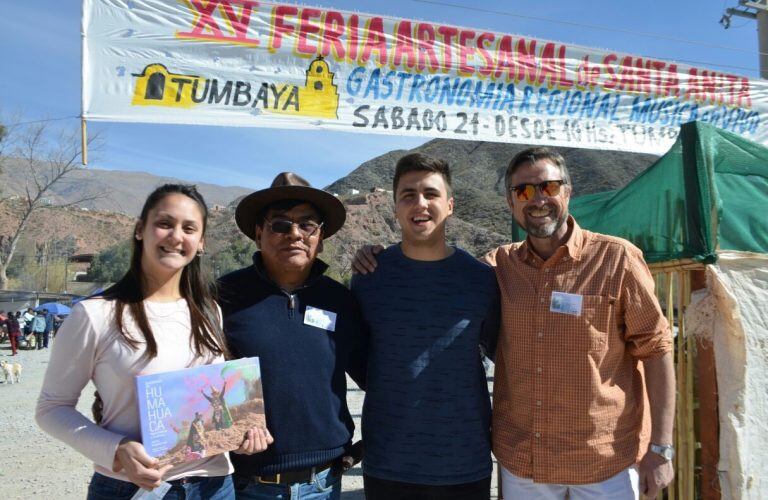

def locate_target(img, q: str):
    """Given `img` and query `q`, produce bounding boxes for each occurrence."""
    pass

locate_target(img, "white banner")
[83,0,768,154]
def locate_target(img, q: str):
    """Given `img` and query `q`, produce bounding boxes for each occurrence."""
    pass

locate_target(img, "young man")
[351,153,500,500]
[217,172,366,500]
[485,147,675,499]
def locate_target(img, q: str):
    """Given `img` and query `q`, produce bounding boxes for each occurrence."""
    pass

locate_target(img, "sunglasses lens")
[514,184,535,201]
[271,220,293,233]
[542,181,562,197]
[298,222,319,235]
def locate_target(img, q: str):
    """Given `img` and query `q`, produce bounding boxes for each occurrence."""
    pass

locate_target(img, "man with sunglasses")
[217,172,367,500]
[485,147,675,499]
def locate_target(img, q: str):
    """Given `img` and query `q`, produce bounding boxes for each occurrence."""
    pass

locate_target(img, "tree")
[87,242,132,283]
[208,238,256,278]
[0,118,103,289]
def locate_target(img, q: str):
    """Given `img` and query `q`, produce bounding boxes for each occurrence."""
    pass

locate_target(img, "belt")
[251,460,337,485]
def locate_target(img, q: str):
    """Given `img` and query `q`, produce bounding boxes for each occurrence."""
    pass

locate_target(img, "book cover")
[136,357,265,466]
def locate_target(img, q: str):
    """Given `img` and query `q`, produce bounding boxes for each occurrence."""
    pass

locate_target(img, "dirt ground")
[0,337,498,499]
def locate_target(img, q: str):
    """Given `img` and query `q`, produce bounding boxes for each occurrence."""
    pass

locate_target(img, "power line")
[12,115,80,126]
[411,0,768,59]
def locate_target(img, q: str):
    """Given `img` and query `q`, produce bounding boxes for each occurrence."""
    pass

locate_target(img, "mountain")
[0,158,252,216]
[326,139,659,236]
[0,139,660,288]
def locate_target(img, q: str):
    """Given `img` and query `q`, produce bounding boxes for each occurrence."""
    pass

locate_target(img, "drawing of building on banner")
[130,57,339,119]
[272,56,339,119]
[132,64,200,108]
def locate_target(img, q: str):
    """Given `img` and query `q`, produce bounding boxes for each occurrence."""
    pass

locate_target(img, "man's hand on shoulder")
[638,448,674,498]
[351,244,384,275]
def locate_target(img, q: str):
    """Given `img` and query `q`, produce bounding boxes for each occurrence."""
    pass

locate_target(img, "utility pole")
[722,0,768,78]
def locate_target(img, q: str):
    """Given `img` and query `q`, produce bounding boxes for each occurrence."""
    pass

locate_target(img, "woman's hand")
[112,439,173,490]
[233,427,273,455]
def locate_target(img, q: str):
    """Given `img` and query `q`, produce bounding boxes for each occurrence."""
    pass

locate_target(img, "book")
[135,357,265,467]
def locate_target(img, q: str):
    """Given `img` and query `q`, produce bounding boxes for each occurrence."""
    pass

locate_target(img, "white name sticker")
[550,291,583,316]
[304,306,337,332]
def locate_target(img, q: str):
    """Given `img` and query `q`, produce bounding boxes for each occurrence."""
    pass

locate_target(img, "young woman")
[36,184,272,499]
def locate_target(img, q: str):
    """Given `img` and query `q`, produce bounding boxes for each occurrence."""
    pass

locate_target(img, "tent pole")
[81,118,88,166]
[692,269,721,499]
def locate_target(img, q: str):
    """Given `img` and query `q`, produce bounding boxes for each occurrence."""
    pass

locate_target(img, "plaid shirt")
[484,217,671,484]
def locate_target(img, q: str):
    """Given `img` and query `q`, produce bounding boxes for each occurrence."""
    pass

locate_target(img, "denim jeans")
[87,472,234,500]
[233,468,341,500]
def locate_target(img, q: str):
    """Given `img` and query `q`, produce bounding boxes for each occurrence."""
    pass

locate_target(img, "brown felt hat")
[235,172,346,240]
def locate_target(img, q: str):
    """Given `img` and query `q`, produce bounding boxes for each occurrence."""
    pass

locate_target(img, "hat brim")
[235,185,346,240]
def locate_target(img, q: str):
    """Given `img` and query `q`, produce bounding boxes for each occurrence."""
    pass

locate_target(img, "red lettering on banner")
[269,5,297,51]
[219,0,258,40]
[493,35,515,80]
[319,10,346,59]
[538,42,558,87]
[618,56,638,93]
[738,76,752,107]
[187,0,224,38]
[361,17,387,65]
[297,8,321,55]
[576,55,600,90]
[416,23,439,72]
[437,26,459,73]
[178,0,261,45]
[686,69,752,107]
[516,38,538,84]
[476,32,495,77]
[662,64,680,98]
[537,43,572,88]
[557,45,573,87]
[393,21,417,69]
[602,53,618,89]
[347,14,360,61]
[458,30,476,76]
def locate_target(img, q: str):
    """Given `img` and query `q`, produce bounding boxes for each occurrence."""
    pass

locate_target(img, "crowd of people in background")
[0,307,63,355]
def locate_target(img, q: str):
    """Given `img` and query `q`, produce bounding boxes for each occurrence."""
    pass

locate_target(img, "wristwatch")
[650,443,675,461]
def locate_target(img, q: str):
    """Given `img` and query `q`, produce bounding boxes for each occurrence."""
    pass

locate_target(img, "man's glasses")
[509,180,567,201]
[266,219,324,237]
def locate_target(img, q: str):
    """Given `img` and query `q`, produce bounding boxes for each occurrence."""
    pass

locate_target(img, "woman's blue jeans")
[87,472,235,500]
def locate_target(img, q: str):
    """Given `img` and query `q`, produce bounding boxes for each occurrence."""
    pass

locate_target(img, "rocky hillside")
[0,198,135,255]
[1,139,659,285]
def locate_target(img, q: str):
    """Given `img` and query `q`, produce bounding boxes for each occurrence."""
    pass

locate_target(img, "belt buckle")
[258,473,281,485]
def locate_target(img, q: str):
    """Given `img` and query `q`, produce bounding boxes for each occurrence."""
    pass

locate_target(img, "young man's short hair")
[505,147,572,192]
[393,153,452,198]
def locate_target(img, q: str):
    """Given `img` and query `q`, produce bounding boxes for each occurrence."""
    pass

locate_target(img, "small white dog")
[1,360,22,384]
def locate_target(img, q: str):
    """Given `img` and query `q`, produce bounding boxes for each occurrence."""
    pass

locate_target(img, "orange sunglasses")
[509,180,567,201]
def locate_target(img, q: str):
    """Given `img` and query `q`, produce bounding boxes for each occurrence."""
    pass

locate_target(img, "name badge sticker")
[550,291,583,316]
[304,306,337,332]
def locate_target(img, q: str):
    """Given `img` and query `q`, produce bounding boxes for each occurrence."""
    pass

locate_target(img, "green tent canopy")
[558,122,768,264]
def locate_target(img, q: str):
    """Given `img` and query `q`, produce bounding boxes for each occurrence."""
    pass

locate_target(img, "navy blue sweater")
[351,245,500,485]
[217,253,367,475]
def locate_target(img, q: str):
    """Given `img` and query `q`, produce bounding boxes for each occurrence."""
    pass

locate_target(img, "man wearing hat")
[217,172,367,499]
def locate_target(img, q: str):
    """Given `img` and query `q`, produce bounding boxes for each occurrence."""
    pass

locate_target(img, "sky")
[0,0,762,190]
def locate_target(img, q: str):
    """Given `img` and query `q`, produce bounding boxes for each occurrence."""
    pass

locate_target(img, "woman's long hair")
[100,184,229,360]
